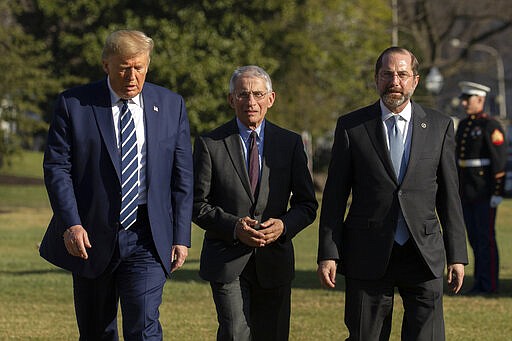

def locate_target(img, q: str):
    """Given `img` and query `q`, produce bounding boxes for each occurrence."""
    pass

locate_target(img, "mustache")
[384,87,403,94]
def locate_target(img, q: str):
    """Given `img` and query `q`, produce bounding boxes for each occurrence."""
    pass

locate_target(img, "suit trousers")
[344,240,445,341]
[72,206,167,341]
[210,254,292,341]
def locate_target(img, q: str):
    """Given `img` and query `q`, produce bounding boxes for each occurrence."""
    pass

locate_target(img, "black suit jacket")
[40,79,194,278]
[455,114,507,201]
[193,119,318,288]
[318,101,468,280]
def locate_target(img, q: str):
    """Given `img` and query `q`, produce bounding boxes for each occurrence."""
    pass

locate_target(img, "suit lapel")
[142,88,161,189]
[92,80,121,179]
[257,122,272,207]
[223,120,254,200]
[402,102,428,182]
[364,102,397,182]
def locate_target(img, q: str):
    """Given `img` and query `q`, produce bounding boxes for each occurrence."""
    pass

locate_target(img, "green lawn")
[1,152,511,340]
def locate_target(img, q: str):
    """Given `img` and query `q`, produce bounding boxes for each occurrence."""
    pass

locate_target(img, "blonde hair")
[102,30,154,60]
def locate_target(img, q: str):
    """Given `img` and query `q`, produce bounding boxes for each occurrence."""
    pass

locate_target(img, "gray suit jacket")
[193,119,318,288]
[318,101,468,280]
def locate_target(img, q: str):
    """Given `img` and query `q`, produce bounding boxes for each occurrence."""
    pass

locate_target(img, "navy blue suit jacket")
[40,79,193,278]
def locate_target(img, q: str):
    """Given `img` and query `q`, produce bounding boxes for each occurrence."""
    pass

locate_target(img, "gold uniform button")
[479,171,484,176]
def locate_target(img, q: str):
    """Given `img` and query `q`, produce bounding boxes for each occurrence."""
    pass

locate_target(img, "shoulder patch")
[491,129,505,146]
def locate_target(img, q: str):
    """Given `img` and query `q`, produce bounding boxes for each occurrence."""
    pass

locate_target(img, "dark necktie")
[248,131,259,195]
[120,99,139,229]
[387,115,409,245]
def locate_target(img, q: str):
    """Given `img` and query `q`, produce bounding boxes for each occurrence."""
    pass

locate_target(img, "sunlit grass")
[1,152,511,340]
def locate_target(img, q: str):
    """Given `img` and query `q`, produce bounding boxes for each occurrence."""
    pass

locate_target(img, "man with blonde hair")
[40,29,193,340]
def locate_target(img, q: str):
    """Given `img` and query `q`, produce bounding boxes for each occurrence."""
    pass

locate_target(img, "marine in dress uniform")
[455,81,507,294]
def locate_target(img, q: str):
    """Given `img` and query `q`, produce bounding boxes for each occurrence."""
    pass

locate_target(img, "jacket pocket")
[345,216,380,230]
[424,218,440,235]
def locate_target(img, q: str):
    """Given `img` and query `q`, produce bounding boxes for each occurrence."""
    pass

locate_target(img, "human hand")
[259,218,285,245]
[63,225,91,259]
[317,260,337,289]
[235,217,266,247]
[171,245,188,273]
[490,195,503,208]
[447,263,465,294]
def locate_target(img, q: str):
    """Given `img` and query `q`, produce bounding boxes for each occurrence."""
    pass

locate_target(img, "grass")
[1,151,512,340]
[1,150,44,179]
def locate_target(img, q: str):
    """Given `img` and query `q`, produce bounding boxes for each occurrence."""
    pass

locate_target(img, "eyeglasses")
[235,90,268,101]
[378,71,416,81]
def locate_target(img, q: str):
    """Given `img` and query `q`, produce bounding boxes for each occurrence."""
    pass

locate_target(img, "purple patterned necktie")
[248,131,259,195]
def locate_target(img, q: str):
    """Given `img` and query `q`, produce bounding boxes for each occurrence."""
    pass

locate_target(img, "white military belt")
[458,158,491,167]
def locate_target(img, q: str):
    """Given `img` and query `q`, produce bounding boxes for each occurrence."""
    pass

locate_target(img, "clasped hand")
[235,217,284,248]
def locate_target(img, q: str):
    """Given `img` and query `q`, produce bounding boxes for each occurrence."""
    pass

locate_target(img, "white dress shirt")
[107,78,147,204]
[380,100,413,167]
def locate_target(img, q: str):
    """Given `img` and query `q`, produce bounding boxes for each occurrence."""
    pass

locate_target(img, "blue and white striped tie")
[120,99,139,229]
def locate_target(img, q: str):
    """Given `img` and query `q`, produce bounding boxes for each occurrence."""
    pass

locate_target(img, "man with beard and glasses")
[317,46,468,341]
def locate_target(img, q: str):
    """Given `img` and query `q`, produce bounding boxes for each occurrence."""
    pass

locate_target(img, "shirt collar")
[236,118,265,142]
[380,100,412,122]
[107,77,143,107]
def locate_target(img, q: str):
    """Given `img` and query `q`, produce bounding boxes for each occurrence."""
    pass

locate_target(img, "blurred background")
[2,2,512,338]
[1,0,512,184]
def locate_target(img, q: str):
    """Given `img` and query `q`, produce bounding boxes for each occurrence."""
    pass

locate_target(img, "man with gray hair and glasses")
[193,65,317,340]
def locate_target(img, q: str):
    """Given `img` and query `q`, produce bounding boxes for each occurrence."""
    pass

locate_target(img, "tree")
[267,0,391,137]
[127,0,286,135]
[14,0,290,135]
[394,0,512,115]
[13,0,393,137]
[0,0,58,166]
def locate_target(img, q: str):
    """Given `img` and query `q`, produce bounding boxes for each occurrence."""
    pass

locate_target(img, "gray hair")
[229,65,273,93]
[102,30,154,60]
